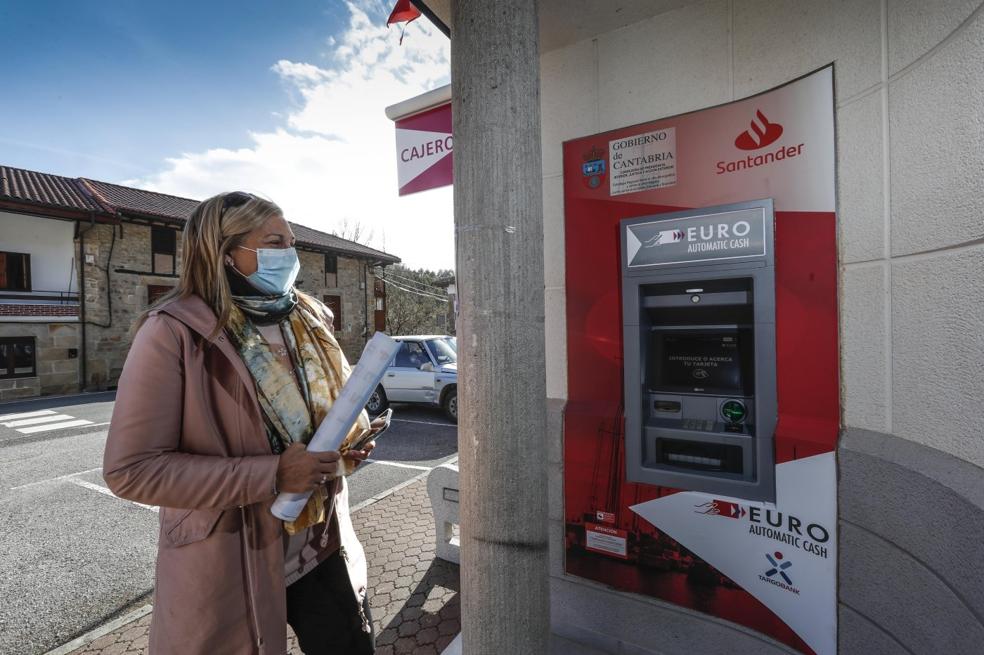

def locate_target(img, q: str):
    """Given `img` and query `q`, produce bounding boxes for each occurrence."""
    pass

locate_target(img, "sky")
[0,0,453,270]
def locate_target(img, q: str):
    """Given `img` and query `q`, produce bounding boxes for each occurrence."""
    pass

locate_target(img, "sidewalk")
[58,476,460,655]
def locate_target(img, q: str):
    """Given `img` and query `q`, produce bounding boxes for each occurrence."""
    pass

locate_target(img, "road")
[0,392,458,655]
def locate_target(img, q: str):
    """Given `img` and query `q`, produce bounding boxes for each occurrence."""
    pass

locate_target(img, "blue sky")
[0,1,453,268]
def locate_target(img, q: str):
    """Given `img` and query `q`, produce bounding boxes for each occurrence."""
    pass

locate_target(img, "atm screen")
[648,331,753,395]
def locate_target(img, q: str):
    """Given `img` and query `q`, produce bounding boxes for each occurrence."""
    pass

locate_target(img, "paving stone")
[416,626,440,645]
[438,618,459,637]
[397,619,421,637]
[64,479,461,655]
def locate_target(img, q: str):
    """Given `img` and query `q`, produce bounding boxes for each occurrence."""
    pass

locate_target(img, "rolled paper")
[271,332,401,521]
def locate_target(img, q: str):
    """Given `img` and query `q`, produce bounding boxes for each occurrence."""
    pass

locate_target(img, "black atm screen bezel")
[646,328,755,396]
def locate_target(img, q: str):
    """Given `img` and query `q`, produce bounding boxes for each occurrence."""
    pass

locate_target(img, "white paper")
[271,332,401,521]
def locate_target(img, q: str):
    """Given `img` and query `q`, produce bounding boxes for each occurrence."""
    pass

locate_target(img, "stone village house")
[0,164,399,400]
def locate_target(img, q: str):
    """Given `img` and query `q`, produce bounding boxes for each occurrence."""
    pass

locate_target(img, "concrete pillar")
[450,1,550,653]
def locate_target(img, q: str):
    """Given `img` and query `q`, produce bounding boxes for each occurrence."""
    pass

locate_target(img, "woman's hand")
[276,443,340,493]
[343,441,375,469]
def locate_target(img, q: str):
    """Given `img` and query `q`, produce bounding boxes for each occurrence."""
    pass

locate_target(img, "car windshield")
[426,338,457,365]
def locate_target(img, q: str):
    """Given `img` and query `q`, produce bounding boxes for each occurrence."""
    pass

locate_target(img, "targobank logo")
[760,551,799,594]
[734,110,784,150]
[764,552,793,584]
[716,109,804,175]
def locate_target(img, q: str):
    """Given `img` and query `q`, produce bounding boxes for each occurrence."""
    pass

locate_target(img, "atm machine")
[621,199,776,502]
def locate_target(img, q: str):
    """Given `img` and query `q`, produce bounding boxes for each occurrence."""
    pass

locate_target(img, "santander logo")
[734,110,783,150]
[716,109,803,175]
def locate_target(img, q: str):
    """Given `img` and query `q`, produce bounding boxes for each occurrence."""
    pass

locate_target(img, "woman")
[104,191,380,655]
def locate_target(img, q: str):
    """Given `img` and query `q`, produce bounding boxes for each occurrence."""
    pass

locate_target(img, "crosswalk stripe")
[68,479,158,513]
[0,409,56,422]
[3,414,75,428]
[17,419,92,434]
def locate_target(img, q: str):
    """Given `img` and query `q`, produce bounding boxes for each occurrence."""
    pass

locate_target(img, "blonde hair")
[137,191,284,337]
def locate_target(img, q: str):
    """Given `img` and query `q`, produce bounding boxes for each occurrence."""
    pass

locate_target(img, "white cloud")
[125,1,453,271]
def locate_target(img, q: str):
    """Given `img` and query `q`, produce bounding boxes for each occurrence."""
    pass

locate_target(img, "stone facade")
[0,322,80,400]
[0,216,388,398]
[76,222,384,390]
[296,248,382,362]
[79,222,182,389]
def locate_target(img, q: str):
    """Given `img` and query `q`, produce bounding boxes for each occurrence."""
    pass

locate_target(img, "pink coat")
[103,295,368,655]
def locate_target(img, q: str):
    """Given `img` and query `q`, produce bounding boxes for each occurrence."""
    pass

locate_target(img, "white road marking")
[0,409,56,421]
[69,478,158,513]
[392,418,456,428]
[9,466,104,491]
[16,419,92,434]
[365,459,432,471]
[3,414,76,427]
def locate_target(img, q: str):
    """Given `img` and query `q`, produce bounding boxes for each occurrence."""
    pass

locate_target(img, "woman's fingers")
[315,459,339,474]
[344,444,374,461]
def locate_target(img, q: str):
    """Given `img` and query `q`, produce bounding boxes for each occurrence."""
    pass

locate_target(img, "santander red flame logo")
[734,110,783,150]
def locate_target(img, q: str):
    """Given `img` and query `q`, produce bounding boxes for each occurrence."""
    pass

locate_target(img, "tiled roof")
[82,179,198,224]
[0,165,104,213]
[80,178,399,263]
[289,223,400,263]
[0,164,399,264]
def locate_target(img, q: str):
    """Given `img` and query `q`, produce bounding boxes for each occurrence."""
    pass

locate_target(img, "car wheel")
[442,387,458,423]
[366,385,388,415]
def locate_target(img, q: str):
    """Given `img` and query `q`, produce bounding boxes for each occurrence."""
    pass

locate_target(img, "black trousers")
[286,550,375,655]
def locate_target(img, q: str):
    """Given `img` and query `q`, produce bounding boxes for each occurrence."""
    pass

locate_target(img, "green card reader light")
[721,399,747,433]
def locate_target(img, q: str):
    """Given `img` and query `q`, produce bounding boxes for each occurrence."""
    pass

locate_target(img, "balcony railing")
[0,290,80,304]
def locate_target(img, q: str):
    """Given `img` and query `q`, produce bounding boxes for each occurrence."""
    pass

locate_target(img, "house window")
[325,253,338,287]
[0,252,31,291]
[151,227,177,275]
[0,337,36,379]
[147,284,174,305]
[323,295,342,332]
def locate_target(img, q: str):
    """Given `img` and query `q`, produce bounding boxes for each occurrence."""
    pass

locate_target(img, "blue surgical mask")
[237,246,300,296]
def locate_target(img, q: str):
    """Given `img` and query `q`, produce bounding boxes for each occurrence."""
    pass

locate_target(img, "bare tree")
[384,266,454,335]
[332,217,375,246]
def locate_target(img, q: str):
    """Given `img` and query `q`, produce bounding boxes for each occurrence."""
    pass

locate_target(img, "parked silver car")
[365,335,458,422]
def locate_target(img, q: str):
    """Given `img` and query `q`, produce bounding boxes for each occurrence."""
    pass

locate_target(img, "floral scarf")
[227,292,371,533]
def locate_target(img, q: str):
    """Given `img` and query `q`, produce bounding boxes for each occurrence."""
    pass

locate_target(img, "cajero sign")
[625,207,767,268]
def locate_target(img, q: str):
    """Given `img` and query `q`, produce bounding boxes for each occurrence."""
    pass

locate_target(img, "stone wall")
[296,248,382,363]
[76,222,381,390]
[0,322,80,399]
[79,223,181,390]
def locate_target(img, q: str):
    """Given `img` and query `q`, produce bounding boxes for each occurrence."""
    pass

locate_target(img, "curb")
[42,605,152,655]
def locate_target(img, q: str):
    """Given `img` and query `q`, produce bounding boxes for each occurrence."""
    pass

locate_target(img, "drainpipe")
[77,213,97,392]
[363,261,370,345]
